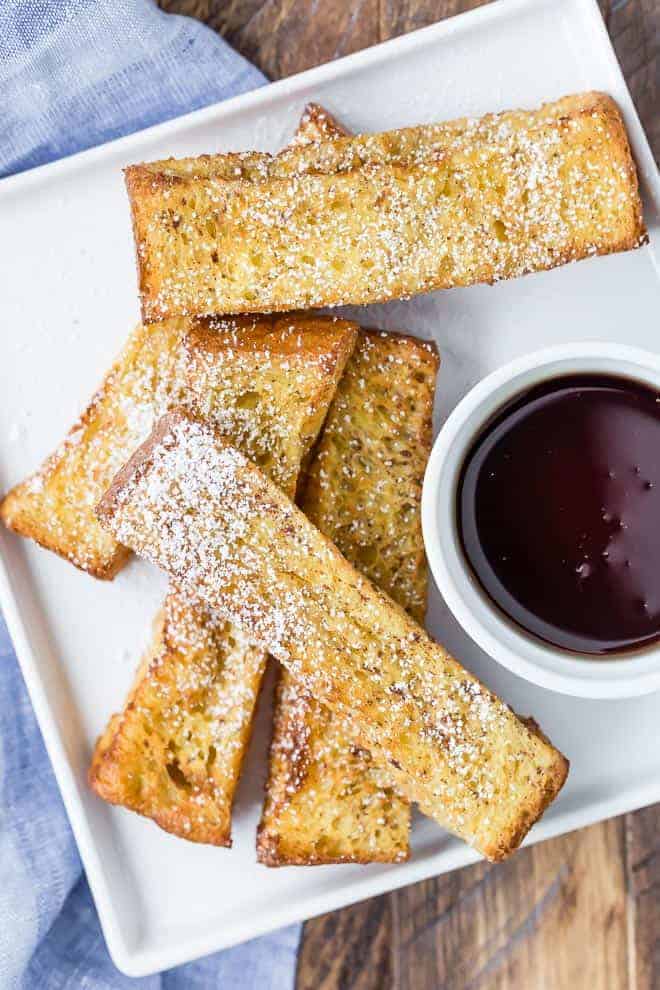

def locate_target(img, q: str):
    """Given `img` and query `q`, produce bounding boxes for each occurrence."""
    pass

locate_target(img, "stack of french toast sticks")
[2,94,647,864]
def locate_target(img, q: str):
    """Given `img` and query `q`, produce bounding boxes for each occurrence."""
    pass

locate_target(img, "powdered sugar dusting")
[102,414,566,855]
[259,330,438,863]
[1,315,353,577]
[131,94,645,322]
[90,318,355,840]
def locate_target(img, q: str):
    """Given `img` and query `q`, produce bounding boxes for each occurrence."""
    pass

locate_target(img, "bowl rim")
[421,340,660,700]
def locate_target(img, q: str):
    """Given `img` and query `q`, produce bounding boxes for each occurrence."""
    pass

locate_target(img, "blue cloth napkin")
[0,2,302,986]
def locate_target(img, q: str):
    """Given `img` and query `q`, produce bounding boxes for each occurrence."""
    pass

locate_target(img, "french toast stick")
[0,315,350,578]
[0,320,188,578]
[90,595,266,845]
[97,412,569,862]
[0,107,349,580]
[89,318,357,844]
[89,108,356,845]
[258,330,438,865]
[126,93,646,322]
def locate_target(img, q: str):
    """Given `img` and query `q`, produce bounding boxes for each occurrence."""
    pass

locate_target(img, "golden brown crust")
[96,412,568,861]
[0,314,356,578]
[258,329,439,866]
[260,107,420,867]
[125,169,152,309]
[90,319,357,844]
[257,671,411,867]
[90,108,359,840]
[125,93,646,323]
[289,103,350,146]
[0,499,129,581]
[0,321,185,578]
[89,597,260,846]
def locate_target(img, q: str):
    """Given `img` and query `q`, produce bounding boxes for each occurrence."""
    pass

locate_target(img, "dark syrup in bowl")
[458,374,660,656]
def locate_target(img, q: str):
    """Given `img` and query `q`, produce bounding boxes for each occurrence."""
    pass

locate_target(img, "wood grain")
[397,821,627,990]
[379,0,488,39]
[157,1,660,987]
[626,805,660,990]
[295,894,394,990]
[607,0,659,160]
[296,820,629,990]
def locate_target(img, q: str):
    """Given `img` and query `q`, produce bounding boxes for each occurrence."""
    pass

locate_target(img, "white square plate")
[1,0,659,976]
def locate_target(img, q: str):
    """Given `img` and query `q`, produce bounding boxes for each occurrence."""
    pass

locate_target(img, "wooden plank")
[224,0,380,80]
[395,820,627,990]
[160,0,381,78]
[607,0,659,161]
[297,820,630,990]
[379,0,488,39]
[626,804,660,990]
[296,896,394,990]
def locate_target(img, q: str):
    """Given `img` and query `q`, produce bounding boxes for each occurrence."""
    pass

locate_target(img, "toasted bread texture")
[258,330,439,866]
[0,320,187,578]
[289,103,349,146]
[90,595,266,844]
[89,108,357,844]
[97,412,568,861]
[89,318,357,844]
[126,93,646,322]
[0,314,352,578]
[0,103,348,580]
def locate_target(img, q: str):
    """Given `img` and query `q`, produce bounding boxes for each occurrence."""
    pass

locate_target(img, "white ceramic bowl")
[422,342,660,700]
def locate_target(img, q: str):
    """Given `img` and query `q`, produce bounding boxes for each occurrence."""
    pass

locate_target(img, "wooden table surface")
[160,1,659,986]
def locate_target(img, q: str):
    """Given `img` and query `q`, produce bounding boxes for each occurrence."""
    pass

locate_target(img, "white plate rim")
[1,0,659,976]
